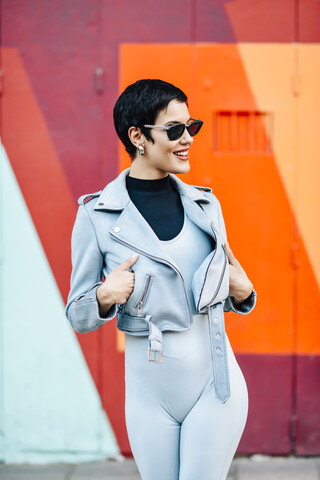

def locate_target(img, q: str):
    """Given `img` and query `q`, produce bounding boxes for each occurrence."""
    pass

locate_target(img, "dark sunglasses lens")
[187,121,203,137]
[167,124,185,140]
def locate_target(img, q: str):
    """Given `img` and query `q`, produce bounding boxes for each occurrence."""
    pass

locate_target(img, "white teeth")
[174,151,188,156]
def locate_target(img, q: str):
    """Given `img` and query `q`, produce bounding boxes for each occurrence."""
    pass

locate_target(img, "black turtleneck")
[126,175,184,241]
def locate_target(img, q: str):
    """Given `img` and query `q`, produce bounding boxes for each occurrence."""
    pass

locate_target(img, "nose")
[180,126,194,145]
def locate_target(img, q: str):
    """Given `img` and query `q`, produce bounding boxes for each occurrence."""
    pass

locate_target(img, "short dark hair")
[113,79,188,158]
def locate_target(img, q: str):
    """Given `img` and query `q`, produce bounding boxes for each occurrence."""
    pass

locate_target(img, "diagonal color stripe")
[238,44,320,290]
[2,47,76,304]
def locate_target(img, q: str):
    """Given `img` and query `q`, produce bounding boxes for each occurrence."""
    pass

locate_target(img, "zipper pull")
[136,302,143,317]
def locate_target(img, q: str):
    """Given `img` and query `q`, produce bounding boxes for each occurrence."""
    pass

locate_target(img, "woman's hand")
[224,242,253,306]
[97,254,138,317]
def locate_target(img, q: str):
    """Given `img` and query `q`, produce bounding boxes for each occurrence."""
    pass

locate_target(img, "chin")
[174,162,190,175]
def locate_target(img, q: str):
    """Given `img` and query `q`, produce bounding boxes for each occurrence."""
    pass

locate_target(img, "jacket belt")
[208,303,230,403]
[145,315,163,363]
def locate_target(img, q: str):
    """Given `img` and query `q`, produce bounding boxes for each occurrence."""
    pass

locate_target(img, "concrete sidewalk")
[0,455,319,479]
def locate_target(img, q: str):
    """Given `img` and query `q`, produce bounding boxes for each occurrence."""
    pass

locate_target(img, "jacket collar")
[94,168,218,270]
[94,168,209,211]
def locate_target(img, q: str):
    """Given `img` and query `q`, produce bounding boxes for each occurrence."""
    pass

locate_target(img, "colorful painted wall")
[1,0,319,462]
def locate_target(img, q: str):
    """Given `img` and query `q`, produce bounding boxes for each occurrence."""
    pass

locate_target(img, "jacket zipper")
[198,220,227,312]
[136,275,152,317]
[207,222,227,308]
[109,233,193,323]
[200,246,227,312]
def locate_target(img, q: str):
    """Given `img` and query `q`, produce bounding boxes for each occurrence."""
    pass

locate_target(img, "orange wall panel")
[120,43,320,355]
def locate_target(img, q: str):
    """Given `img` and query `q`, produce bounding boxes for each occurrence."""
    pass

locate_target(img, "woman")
[66,79,256,480]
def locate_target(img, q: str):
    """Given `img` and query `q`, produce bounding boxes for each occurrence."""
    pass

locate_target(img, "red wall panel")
[2,0,319,457]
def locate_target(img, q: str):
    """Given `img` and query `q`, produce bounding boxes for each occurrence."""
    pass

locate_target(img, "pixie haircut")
[113,79,188,158]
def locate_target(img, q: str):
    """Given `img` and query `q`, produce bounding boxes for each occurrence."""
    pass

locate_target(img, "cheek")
[157,142,173,155]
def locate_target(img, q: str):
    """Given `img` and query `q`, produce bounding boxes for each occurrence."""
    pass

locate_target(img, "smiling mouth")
[173,150,189,158]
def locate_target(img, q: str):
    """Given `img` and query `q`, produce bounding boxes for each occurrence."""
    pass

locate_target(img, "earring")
[138,145,145,156]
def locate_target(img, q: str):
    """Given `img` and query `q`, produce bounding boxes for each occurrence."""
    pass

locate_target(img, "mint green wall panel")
[0,140,119,463]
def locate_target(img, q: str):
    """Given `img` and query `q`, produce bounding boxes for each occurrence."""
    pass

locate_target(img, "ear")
[128,126,144,149]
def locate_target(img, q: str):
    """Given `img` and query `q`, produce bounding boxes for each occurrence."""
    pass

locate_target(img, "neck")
[129,158,168,180]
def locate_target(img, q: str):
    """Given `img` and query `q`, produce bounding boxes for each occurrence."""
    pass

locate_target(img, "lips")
[173,149,189,160]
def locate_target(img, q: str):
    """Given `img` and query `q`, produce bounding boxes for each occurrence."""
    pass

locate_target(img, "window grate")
[213,111,273,155]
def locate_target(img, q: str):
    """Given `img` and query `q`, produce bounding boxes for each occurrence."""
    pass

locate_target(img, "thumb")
[119,253,139,271]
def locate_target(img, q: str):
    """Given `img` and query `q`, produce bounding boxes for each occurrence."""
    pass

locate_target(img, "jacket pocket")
[135,274,153,317]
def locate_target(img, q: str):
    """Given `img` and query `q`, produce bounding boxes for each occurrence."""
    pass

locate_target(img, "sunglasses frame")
[141,119,203,141]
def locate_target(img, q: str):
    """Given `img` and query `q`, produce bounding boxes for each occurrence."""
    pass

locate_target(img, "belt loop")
[208,304,230,403]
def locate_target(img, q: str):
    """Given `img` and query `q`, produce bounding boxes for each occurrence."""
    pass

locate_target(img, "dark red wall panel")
[296,355,320,455]
[193,0,236,42]
[236,354,320,454]
[224,0,295,42]
[2,0,319,457]
[298,0,320,42]
[236,355,293,454]
[100,0,193,43]
[2,0,119,198]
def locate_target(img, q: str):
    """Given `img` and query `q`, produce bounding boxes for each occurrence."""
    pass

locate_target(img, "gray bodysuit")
[125,212,248,480]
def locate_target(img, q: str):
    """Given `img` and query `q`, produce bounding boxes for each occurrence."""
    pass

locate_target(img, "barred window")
[213,111,273,155]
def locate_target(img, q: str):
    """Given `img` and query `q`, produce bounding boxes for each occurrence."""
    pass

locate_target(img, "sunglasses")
[141,119,203,141]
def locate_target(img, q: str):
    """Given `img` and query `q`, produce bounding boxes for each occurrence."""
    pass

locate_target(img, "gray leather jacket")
[66,168,256,403]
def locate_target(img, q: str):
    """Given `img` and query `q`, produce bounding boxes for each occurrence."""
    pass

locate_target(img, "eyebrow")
[163,117,192,126]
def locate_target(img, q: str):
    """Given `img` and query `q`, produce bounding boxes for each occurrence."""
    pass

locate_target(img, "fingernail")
[131,253,138,258]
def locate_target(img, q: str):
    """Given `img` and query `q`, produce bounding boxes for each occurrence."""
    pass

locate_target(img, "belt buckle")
[148,349,163,363]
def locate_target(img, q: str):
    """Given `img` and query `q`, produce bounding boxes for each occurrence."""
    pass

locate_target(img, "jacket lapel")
[181,196,214,239]
[108,200,181,269]
[93,168,222,267]
[94,169,180,267]
[170,174,223,244]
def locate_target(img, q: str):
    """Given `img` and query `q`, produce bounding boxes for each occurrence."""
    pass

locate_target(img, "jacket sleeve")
[214,197,257,315]
[65,203,117,333]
